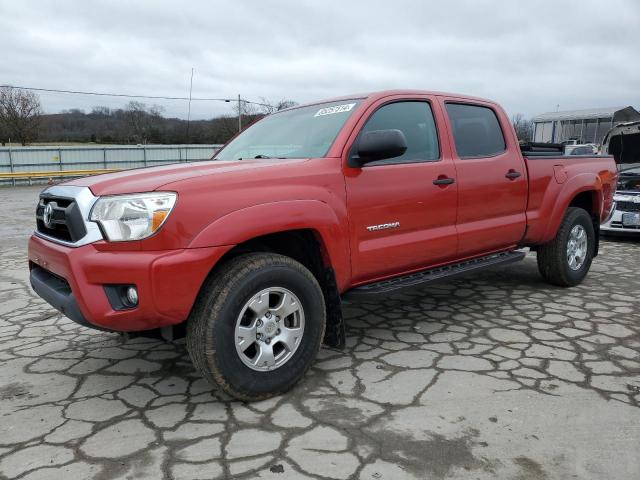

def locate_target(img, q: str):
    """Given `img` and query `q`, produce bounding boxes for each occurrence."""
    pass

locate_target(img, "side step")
[343,250,526,301]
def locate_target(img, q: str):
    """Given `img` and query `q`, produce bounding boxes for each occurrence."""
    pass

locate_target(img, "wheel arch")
[189,205,349,348]
[542,174,603,249]
[188,200,350,288]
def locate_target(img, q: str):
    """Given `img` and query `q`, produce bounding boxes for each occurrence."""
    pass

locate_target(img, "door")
[344,98,459,284]
[441,101,528,257]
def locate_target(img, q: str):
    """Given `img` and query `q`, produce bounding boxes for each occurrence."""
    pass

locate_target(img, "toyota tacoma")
[28,90,617,400]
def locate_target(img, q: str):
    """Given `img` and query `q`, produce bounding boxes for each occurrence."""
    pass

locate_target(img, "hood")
[604,121,640,166]
[64,159,308,196]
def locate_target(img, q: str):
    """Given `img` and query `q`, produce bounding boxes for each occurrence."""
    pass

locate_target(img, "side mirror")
[349,129,408,167]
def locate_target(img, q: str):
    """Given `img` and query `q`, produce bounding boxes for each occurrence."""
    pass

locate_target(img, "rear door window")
[445,103,506,158]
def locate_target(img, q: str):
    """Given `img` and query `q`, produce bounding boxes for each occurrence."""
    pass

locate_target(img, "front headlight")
[90,192,177,241]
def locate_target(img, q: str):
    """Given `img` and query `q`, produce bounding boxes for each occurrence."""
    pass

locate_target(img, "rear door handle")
[505,170,522,179]
[433,177,455,185]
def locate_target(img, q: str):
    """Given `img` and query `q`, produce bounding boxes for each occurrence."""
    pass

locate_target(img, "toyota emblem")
[43,203,54,228]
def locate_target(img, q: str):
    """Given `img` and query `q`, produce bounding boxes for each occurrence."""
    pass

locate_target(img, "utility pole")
[238,94,242,132]
[186,67,194,142]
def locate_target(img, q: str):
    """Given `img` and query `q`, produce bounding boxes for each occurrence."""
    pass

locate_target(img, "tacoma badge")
[367,222,400,232]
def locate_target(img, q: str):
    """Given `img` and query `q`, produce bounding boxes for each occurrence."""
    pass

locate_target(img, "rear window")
[446,103,506,158]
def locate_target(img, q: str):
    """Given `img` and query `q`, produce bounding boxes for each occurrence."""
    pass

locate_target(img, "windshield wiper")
[236,154,271,160]
[237,155,289,160]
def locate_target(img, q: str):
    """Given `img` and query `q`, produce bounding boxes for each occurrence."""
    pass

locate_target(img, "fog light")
[126,286,138,306]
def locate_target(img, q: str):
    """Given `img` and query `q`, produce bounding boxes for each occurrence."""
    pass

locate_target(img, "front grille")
[36,194,87,243]
[617,201,640,213]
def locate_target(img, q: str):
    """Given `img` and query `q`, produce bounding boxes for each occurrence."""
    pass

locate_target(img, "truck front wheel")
[186,253,326,401]
[537,207,595,287]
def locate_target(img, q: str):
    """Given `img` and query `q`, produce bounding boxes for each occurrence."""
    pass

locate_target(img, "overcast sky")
[2,0,639,119]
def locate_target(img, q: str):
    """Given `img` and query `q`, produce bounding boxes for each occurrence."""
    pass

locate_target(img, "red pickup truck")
[28,90,617,400]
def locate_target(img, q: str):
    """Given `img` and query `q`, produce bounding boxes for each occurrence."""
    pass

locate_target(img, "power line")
[0,84,273,108]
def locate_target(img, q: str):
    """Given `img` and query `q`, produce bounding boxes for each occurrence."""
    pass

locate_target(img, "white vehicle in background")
[601,165,640,233]
[565,143,599,155]
[601,121,640,234]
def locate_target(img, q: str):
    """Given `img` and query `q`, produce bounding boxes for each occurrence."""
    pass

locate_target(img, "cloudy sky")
[2,0,639,119]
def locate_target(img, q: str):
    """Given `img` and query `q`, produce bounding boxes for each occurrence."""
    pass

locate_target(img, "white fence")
[0,144,222,177]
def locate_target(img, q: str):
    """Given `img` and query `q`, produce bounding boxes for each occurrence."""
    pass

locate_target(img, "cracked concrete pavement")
[0,186,639,479]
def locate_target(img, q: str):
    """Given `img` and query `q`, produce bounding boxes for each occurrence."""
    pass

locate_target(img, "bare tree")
[0,118,7,146]
[233,97,299,116]
[274,98,298,111]
[257,97,298,114]
[232,99,261,117]
[511,113,534,142]
[125,101,165,143]
[0,87,42,145]
[125,101,147,143]
[90,106,111,117]
[227,97,299,134]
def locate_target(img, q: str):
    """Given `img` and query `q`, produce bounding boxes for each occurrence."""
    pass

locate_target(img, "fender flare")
[542,173,603,242]
[188,200,351,289]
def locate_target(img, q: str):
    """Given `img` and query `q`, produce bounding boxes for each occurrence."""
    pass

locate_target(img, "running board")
[343,250,526,300]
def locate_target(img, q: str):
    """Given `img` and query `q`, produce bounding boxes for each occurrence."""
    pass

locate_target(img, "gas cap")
[553,165,567,184]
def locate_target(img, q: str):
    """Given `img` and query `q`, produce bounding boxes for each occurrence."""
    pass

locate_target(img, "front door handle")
[433,177,455,186]
[505,170,522,179]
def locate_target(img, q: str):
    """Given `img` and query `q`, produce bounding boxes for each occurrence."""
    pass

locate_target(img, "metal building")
[532,106,640,145]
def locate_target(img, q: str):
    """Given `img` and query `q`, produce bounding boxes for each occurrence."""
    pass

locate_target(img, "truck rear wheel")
[186,253,326,401]
[537,207,595,287]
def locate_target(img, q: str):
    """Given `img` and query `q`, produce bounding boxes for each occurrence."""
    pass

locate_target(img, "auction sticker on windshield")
[314,103,356,117]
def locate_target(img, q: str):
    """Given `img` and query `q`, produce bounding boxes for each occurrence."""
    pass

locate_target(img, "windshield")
[215,100,362,160]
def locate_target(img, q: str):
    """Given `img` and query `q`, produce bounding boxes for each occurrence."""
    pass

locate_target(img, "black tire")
[537,207,595,287]
[186,253,326,401]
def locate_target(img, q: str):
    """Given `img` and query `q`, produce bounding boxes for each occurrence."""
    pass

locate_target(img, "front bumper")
[601,206,640,234]
[28,235,229,332]
[30,265,102,329]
